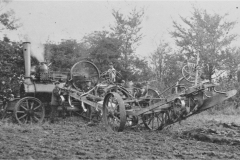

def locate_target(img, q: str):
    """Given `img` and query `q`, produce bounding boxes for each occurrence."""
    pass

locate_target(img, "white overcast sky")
[3,0,240,58]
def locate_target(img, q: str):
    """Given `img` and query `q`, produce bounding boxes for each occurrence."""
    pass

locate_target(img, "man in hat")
[50,81,61,123]
[107,62,116,82]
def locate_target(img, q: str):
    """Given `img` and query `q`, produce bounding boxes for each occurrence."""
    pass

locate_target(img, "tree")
[82,31,122,72]
[150,41,171,84]
[46,39,88,72]
[0,0,21,95]
[0,39,24,95]
[221,47,240,81]
[130,57,153,82]
[0,0,22,76]
[0,0,20,31]
[0,40,23,76]
[82,30,152,82]
[111,8,144,80]
[150,41,184,92]
[170,7,238,81]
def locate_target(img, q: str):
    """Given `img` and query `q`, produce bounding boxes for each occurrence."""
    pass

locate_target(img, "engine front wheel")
[14,97,45,124]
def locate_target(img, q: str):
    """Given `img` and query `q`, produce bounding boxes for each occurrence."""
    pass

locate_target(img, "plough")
[59,60,236,132]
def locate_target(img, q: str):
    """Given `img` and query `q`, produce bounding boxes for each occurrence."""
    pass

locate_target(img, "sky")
[2,0,240,60]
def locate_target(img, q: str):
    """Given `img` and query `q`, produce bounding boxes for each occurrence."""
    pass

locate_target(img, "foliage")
[77,8,152,82]
[45,40,89,72]
[82,31,122,72]
[149,41,185,92]
[0,0,20,31]
[82,30,152,82]
[0,1,22,95]
[111,8,145,80]
[0,39,24,95]
[0,39,23,76]
[130,56,153,82]
[170,7,238,81]
[220,47,240,80]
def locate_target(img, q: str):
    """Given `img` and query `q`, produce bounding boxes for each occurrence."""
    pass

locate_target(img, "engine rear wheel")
[14,97,45,124]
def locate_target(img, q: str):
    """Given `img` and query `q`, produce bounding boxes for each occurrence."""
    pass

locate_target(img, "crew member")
[50,81,61,123]
[108,62,116,82]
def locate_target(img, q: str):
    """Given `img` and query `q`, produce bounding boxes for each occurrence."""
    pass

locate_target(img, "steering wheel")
[182,63,202,83]
[70,60,100,91]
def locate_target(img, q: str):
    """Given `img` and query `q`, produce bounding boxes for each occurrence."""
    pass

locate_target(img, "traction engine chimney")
[23,42,31,83]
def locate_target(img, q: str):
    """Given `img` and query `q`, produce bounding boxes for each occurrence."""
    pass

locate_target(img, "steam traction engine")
[4,42,72,124]
[2,42,113,124]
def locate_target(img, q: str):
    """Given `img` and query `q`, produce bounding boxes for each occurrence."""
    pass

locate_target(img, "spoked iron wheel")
[14,97,45,124]
[182,64,200,83]
[142,111,168,131]
[126,115,138,127]
[145,88,161,104]
[71,60,100,91]
[107,86,130,100]
[141,88,165,130]
[168,98,185,123]
[103,92,126,132]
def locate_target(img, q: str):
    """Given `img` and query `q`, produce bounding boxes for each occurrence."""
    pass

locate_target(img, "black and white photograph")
[0,0,240,159]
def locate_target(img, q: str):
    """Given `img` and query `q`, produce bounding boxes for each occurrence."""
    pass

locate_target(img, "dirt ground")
[1,113,240,160]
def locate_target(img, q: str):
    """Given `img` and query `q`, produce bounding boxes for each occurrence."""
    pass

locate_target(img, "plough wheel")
[146,88,161,104]
[126,115,139,127]
[103,92,126,132]
[14,97,45,124]
[142,111,168,131]
[182,64,199,83]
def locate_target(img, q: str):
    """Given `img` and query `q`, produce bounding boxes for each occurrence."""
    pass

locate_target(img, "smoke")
[23,34,45,62]
[30,42,45,62]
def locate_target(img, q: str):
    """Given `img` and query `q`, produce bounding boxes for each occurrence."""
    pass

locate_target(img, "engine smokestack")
[23,42,31,83]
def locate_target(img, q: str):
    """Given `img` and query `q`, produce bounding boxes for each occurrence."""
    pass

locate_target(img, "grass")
[207,100,240,115]
[198,112,240,124]
[0,116,90,133]
[0,120,43,132]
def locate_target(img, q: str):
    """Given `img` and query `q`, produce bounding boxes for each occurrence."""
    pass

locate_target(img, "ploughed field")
[1,113,240,159]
